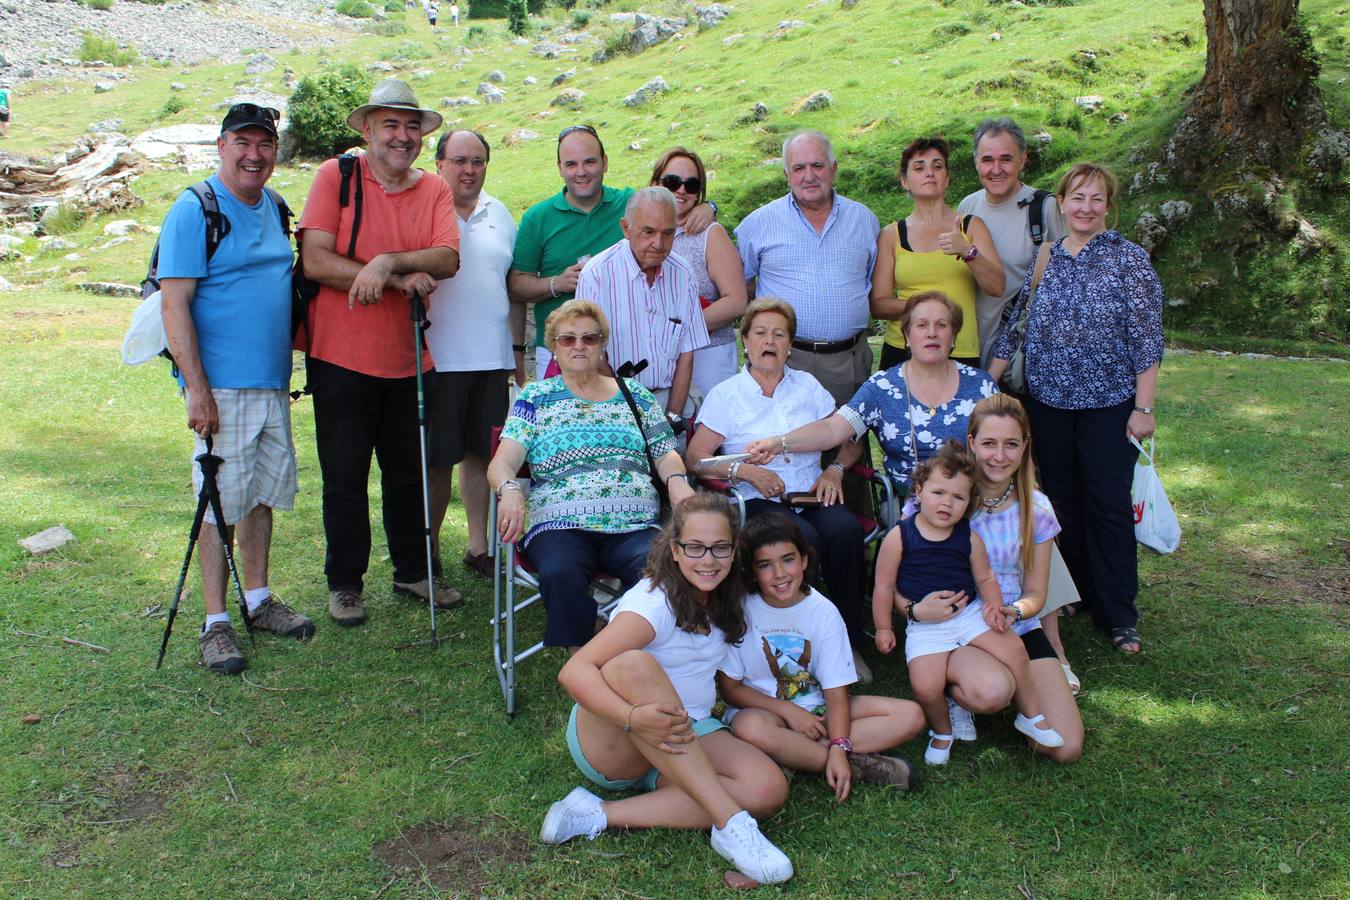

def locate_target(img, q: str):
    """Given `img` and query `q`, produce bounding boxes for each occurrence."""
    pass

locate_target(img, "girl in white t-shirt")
[541,492,794,886]
[718,514,925,801]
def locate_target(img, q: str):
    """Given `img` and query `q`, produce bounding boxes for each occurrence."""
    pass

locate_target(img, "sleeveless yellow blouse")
[885,221,980,360]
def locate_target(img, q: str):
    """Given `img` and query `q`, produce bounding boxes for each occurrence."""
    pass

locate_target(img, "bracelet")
[496,479,523,497]
[905,601,919,624]
[623,702,641,733]
[728,461,742,483]
[548,276,557,299]
[512,343,527,353]
[778,433,789,454]
[665,471,690,487]
[828,461,846,474]
[828,737,853,754]
[1012,601,1025,624]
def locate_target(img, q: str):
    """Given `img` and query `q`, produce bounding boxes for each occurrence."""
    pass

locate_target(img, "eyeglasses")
[674,541,735,559]
[554,332,602,348]
[441,155,487,168]
[558,124,599,142]
[659,174,702,195]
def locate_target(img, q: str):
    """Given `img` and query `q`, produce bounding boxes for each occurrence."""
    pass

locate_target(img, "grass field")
[1,289,1347,896]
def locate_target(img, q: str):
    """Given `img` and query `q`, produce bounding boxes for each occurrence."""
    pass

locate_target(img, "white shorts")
[904,597,991,663]
[189,388,297,526]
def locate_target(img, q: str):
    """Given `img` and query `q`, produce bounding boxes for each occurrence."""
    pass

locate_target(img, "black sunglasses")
[558,124,599,142]
[229,102,280,122]
[659,174,702,195]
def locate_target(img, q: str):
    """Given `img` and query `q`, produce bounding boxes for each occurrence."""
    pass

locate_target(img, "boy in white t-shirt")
[718,514,924,799]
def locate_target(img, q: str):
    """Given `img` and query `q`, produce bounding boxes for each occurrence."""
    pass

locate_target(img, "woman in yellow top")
[871,137,1004,370]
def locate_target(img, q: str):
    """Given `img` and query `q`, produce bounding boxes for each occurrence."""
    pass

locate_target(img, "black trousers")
[527,527,655,647]
[308,357,434,592]
[1025,395,1139,632]
[743,499,867,647]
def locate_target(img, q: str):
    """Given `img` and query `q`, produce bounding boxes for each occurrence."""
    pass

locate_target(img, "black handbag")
[613,360,672,513]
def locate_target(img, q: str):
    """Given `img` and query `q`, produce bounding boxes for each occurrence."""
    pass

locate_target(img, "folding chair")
[487,427,625,716]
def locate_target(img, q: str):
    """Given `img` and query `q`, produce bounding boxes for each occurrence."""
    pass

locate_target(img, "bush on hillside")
[285,65,373,159]
[383,0,404,9]
[159,95,186,119]
[507,0,529,35]
[41,204,87,237]
[336,0,376,17]
[365,18,408,35]
[466,0,545,19]
[78,0,114,9]
[78,31,139,66]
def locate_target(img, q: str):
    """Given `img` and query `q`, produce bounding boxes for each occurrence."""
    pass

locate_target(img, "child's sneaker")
[924,731,954,766]
[539,787,606,844]
[947,696,977,742]
[1014,713,1064,748]
[709,810,793,884]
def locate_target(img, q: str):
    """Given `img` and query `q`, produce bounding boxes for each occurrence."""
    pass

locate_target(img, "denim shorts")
[566,703,725,793]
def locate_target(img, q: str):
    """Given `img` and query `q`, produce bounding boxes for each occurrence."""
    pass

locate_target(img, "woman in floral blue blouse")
[989,162,1163,655]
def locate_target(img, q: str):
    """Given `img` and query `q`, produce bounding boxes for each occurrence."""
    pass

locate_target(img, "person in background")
[0,80,11,139]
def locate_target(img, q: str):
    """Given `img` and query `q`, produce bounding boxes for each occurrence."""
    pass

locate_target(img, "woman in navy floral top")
[990,162,1163,655]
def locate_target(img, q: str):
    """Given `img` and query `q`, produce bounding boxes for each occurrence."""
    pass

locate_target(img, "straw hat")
[346,79,443,134]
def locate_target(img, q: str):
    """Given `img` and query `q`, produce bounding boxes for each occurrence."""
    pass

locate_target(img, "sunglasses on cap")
[557,124,599,142]
[229,103,280,121]
[554,331,602,348]
[659,174,702,195]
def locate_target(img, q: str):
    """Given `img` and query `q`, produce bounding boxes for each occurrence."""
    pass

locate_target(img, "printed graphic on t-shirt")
[761,634,819,702]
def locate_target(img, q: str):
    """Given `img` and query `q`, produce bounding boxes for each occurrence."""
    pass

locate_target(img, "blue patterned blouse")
[992,230,1164,410]
[838,363,999,494]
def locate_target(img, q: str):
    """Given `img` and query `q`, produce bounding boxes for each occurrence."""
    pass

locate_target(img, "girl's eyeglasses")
[554,332,602,348]
[674,541,735,559]
[660,174,702,195]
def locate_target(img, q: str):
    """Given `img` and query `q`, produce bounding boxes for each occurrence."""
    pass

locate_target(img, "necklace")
[904,362,953,416]
[982,480,1015,509]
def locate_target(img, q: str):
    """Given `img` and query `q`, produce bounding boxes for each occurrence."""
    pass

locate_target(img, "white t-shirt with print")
[719,590,856,712]
[611,579,730,721]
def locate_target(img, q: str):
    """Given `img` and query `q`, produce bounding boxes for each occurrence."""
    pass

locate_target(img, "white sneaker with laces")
[709,810,793,884]
[947,696,977,742]
[1014,713,1065,748]
[539,787,607,844]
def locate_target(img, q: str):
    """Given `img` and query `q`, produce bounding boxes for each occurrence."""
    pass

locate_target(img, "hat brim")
[347,103,444,135]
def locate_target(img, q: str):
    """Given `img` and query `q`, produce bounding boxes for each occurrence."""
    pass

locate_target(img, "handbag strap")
[613,367,671,506]
[1012,241,1053,342]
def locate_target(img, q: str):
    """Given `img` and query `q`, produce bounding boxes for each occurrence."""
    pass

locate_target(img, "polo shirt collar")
[461,190,494,224]
[551,184,622,214]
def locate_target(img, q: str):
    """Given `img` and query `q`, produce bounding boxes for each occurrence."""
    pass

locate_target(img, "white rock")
[551,88,586,108]
[89,118,124,134]
[695,4,731,29]
[19,525,77,556]
[551,68,576,86]
[170,82,187,91]
[523,76,537,85]
[502,128,541,146]
[369,61,395,72]
[0,234,26,258]
[623,76,669,108]
[0,276,12,291]
[64,253,83,262]
[103,219,143,237]
[77,282,140,297]
[478,84,505,104]
[441,96,481,107]
[94,82,116,94]
[39,237,78,252]
[243,53,278,75]
[487,69,505,83]
[1074,95,1104,110]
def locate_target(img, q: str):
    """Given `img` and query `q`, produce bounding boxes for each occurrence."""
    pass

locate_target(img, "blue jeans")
[526,527,656,647]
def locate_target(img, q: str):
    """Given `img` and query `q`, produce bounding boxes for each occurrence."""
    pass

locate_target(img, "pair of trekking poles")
[155,293,443,667]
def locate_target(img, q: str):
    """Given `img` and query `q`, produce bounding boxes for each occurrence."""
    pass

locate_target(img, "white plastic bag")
[121,289,169,365]
[1129,436,1181,554]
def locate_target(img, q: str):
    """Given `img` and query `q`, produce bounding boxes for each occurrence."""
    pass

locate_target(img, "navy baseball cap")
[221,103,280,138]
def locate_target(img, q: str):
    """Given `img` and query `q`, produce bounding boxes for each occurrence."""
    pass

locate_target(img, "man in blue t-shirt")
[159,103,315,675]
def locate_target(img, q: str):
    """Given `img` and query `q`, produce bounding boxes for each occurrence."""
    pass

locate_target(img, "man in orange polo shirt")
[298,80,461,626]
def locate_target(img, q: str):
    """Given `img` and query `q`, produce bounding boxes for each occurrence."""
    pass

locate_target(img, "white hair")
[781,130,836,173]
[625,185,677,218]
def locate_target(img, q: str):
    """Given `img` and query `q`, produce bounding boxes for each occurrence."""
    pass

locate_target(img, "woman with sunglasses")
[541,492,794,885]
[650,148,748,398]
[489,300,696,652]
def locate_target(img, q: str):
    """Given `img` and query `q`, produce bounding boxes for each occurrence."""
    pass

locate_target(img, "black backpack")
[292,153,365,340]
[1022,188,1052,247]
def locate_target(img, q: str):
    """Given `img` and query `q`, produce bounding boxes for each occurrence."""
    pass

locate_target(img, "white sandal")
[1014,713,1064,748]
[924,730,954,766]
[1061,663,1081,696]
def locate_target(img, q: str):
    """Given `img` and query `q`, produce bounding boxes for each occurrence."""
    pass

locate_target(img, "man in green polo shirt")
[509,125,714,379]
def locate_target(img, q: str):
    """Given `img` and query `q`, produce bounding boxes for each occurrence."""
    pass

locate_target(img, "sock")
[245,586,271,613]
[203,612,231,632]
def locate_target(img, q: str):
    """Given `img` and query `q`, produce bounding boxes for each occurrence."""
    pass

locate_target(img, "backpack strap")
[1025,189,1051,247]
[896,220,911,253]
[337,154,363,259]
[264,186,293,237]
[186,181,229,262]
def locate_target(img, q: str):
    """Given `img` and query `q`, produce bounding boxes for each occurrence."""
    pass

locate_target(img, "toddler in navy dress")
[872,441,1063,765]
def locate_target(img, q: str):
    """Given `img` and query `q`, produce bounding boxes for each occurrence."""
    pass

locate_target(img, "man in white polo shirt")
[426,130,518,583]
[577,186,709,422]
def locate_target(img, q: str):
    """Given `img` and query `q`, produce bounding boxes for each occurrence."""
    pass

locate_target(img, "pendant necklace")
[983,480,1015,509]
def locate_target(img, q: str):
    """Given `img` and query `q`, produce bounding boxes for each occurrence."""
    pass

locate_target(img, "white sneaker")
[539,787,607,844]
[1014,713,1065,748]
[924,731,954,766]
[851,647,873,686]
[709,810,793,884]
[947,696,977,742]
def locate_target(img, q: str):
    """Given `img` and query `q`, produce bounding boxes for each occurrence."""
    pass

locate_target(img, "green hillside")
[4,0,1348,349]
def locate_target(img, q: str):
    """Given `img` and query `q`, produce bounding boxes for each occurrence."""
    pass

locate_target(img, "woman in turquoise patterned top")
[489,300,696,649]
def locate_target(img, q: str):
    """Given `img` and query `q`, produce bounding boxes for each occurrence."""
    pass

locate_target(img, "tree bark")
[1166,0,1323,184]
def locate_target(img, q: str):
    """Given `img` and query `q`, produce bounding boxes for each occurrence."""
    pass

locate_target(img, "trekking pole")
[154,435,254,668]
[410,290,438,647]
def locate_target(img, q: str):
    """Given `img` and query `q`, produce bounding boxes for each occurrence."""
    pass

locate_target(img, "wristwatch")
[1134,405,1153,415]
[828,737,853,754]
[962,245,980,262]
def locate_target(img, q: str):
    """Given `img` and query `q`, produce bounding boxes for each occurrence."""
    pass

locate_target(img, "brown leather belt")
[790,332,865,355]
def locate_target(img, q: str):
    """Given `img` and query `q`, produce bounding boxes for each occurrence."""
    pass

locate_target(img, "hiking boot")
[849,752,917,791]
[249,595,315,640]
[328,589,366,627]
[709,810,793,884]
[539,787,607,844]
[199,622,246,675]
[392,576,464,610]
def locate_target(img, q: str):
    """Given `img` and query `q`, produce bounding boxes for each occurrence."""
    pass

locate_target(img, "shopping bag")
[1129,436,1181,554]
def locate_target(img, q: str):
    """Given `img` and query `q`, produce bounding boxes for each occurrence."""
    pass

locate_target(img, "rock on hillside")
[0,0,352,85]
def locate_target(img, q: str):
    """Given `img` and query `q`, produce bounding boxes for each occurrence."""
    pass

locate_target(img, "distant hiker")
[158,103,314,675]
[297,80,460,627]
[735,130,879,406]
[450,2,459,26]
[428,2,438,26]
[0,80,11,139]
[509,125,716,380]
[426,130,519,585]
[958,118,1065,370]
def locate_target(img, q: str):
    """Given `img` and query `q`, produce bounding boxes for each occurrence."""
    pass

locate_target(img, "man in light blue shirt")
[159,103,313,675]
[735,130,880,405]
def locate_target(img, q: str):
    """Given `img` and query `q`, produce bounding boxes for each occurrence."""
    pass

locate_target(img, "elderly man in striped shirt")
[736,130,881,406]
[577,187,710,426]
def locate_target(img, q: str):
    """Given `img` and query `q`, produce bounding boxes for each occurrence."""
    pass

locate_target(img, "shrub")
[507,0,529,35]
[80,0,114,9]
[571,10,590,27]
[285,65,374,159]
[78,31,139,66]
[466,0,544,18]
[466,24,488,43]
[365,18,408,35]
[41,205,87,237]
[335,0,376,18]
[383,0,403,9]
[159,95,186,118]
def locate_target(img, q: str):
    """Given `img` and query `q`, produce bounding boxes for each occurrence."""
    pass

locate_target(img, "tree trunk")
[1166,0,1323,184]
